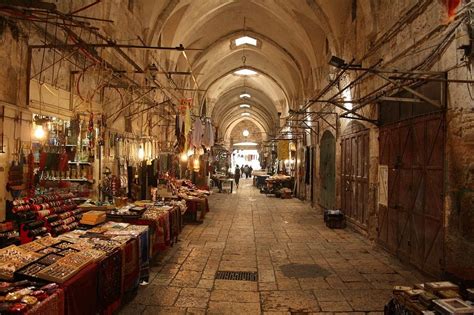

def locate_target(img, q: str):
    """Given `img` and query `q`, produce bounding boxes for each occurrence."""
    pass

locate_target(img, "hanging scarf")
[439,0,461,23]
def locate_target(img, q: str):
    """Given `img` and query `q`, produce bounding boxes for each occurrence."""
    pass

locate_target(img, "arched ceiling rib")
[204,67,289,114]
[223,117,268,145]
[139,0,352,146]
[215,102,274,135]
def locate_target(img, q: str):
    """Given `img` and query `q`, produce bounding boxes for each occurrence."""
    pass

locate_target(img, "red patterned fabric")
[130,218,161,256]
[27,289,65,315]
[98,250,122,312]
[62,263,99,315]
[122,239,140,295]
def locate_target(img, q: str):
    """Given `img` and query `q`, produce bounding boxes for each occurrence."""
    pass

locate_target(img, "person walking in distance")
[234,165,241,189]
[243,165,249,179]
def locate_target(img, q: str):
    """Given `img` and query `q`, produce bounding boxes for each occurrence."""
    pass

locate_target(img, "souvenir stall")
[261,174,294,198]
[258,140,295,197]
[0,87,214,315]
[385,281,474,314]
[209,146,232,192]
[0,221,149,315]
[30,114,97,198]
[252,171,270,189]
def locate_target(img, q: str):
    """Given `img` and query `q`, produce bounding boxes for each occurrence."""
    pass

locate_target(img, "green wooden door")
[320,131,336,209]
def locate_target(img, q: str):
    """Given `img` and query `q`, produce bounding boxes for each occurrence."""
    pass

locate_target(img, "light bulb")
[34,125,45,139]
[180,153,188,162]
[138,146,145,160]
[193,158,200,171]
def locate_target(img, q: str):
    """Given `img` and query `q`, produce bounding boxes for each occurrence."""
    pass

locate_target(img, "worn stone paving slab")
[260,290,320,312]
[119,179,430,314]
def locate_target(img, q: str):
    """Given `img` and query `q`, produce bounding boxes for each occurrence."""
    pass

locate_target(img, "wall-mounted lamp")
[138,146,145,160]
[34,124,45,140]
[193,157,200,171]
[328,56,361,69]
[328,56,347,68]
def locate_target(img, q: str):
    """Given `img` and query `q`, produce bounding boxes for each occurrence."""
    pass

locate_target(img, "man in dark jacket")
[234,165,241,189]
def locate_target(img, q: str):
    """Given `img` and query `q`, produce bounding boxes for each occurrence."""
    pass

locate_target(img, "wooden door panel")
[410,212,425,268]
[378,113,445,275]
[341,127,369,230]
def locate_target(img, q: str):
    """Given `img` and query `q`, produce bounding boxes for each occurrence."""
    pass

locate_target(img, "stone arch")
[320,130,336,209]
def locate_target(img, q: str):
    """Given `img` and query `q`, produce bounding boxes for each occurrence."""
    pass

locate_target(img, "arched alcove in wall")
[319,130,336,209]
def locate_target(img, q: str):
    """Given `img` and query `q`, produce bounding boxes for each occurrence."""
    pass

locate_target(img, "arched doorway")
[319,131,336,209]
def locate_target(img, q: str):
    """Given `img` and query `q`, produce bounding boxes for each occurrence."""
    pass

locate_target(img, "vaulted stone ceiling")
[136,0,371,145]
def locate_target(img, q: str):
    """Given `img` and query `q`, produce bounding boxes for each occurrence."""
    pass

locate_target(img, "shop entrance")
[378,113,445,275]
[341,121,370,230]
[377,80,446,275]
[319,131,336,209]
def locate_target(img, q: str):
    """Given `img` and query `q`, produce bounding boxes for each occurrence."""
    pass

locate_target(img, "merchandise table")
[62,262,99,315]
[0,222,148,315]
[185,197,209,222]
[26,289,65,315]
[217,178,233,193]
[263,175,294,196]
[254,175,270,188]
[118,205,183,256]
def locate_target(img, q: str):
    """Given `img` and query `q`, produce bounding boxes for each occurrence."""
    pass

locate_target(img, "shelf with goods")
[6,193,86,243]
[30,113,100,197]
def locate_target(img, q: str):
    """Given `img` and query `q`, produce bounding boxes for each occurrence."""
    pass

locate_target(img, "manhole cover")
[280,263,331,278]
[215,271,258,282]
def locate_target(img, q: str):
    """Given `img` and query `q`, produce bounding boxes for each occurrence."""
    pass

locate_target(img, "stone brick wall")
[303,0,474,276]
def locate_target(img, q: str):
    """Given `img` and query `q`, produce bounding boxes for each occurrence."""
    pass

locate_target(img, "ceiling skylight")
[240,104,251,108]
[235,36,257,47]
[234,68,257,76]
[240,93,251,99]
[241,113,251,117]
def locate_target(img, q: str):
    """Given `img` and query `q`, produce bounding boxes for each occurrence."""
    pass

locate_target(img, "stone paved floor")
[120,179,430,314]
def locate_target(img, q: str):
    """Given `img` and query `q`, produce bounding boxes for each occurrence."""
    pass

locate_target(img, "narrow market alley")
[121,179,429,314]
[0,1,474,314]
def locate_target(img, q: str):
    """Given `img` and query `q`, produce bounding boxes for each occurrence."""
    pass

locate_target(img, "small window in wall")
[128,0,134,12]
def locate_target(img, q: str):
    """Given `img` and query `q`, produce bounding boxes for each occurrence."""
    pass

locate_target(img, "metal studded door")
[341,122,369,230]
[320,131,336,209]
[378,113,445,275]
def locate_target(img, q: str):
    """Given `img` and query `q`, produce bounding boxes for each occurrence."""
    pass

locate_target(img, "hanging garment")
[175,115,180,139]
[209,123,215,147]
[59,150,69,172]
[191,119,203,148]
[202,121,215,149]
[202,121,210,149]
[184,106,192,151]
[446,0,461,21]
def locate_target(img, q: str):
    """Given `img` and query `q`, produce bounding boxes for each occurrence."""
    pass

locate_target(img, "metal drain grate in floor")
[215,271,258,282]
